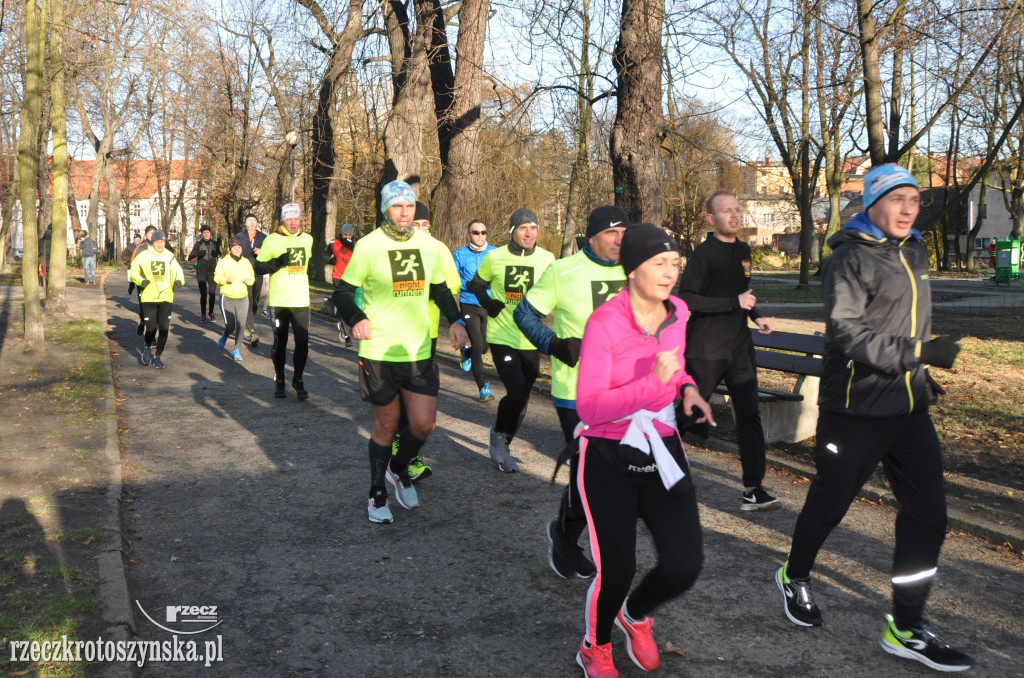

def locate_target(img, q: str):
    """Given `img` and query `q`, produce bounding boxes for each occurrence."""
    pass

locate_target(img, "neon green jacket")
[130,248,185,303]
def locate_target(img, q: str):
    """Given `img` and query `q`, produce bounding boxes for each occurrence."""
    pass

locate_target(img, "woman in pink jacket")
[574,223,714,678]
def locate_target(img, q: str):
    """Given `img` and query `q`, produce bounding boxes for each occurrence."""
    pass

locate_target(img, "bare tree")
[611,0,666,225]
[18,0,45,348]
[47,0,71,314]
[427,0,492,246]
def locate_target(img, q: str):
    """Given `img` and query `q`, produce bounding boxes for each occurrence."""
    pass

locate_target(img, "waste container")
[993,238,1021,285]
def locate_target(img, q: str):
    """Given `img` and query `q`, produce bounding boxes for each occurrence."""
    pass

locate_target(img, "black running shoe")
[880,614,973,672]
[292,378,308,400]
[742,486,781,511]
[776,562,822,627]
[547,520,595,579]
[152,355,166,369]
[141,346,154,366]
[274,377,286,398]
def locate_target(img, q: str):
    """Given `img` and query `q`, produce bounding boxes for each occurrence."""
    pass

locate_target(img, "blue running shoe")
[218,334,227,349]
[460,346,472,372]
[232,348,243,361]
[479,382,495,402]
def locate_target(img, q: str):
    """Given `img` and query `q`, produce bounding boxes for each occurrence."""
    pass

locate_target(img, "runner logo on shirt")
[590,280,626,309]
[742,259,752,278]
[285,247,307,273]
[389,249,425,296]
[503,266,534,303]
[150,261,166,280]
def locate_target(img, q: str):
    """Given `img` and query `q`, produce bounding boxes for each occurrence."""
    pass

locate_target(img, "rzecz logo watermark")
[136,600,223,634]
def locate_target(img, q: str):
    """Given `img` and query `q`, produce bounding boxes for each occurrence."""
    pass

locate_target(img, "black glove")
[138,279,150,291]
[548,336,582,367]
[919,336,960,369]
[924,368,946,405]
[277,252,292,268]
[484,298,505,318]
[173,280,183,289]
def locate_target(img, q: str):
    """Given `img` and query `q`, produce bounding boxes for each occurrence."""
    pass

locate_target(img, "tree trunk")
[103,160,121,261]
[0,155,18,272]
[561,0,594,258]
[293,0,363,281]
[19,0,45,349]
[610,0,666,225]
[378,0,431,204]
[48,0,71,315]
[429,0,491,248]
[857,0,887,166]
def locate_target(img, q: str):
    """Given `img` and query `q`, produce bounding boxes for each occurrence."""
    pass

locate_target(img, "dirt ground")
[0,287,115,676]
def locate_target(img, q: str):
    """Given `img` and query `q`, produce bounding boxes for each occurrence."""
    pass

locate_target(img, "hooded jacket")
[819,212,933,417]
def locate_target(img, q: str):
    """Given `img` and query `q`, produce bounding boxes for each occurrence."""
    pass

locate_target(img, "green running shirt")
[477,244,554,350]
[341,227,447,362]
[524,252,626,400]
[257,228,313,307]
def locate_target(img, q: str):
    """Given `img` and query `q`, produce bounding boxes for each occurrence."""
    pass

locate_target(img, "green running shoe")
[407,456,432,482]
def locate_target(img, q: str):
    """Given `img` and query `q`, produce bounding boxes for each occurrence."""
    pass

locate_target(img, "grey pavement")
[12,271,1024,676]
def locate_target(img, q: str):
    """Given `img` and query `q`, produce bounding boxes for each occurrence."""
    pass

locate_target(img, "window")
[78,203,88,218]
[131,202,141,217]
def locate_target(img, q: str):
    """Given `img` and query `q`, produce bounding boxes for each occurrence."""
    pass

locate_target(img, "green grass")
[751,283,823,303]
[959,336,1024,369]
[50,528,105,544]
[48,319,105,354]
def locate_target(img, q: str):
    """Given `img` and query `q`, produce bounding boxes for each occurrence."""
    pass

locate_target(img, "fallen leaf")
[663,641,686,656]
[83,535,95,545]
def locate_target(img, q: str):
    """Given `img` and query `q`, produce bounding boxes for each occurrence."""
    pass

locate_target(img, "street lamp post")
[285,130,299,203]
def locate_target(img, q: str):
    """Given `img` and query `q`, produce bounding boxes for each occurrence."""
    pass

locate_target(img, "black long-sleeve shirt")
[676,235,761,360]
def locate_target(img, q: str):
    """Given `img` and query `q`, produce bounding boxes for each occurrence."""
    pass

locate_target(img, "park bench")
[713,328,826,444]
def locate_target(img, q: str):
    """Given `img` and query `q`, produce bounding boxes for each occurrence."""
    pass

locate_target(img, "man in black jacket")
[233,214,267,346]
[187,225,221,322]
[775,164,971,672]
[676,190,778,511]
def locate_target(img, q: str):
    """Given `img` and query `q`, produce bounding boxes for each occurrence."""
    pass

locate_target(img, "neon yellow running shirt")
[525,251,626,400]
[341,227,446,362]
[426,237,461,340]
[257,227,313,307]
[477,244,554,350]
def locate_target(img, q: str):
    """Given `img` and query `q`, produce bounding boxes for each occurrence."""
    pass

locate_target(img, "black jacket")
[188,238,221,276]
[233,230,267,265]
[677,236,761,360]
[819,224,933,417]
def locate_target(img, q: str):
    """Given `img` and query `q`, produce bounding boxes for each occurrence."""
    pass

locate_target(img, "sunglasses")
[470,230,487,235]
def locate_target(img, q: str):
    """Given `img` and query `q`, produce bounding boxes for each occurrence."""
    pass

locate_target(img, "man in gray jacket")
[80,231,97,284]
[775,164,971,672]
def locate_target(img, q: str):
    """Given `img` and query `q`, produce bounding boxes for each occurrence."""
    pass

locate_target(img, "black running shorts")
[358,356,440,405]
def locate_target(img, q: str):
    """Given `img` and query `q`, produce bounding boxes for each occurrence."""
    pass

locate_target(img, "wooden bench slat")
[750,328,826,355]
[754,350,823,377]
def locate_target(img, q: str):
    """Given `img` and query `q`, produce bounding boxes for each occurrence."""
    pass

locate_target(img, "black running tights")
[787,411,947,629]
[580,435,703,646]
[490,343,540,441]
[141,302,173,355]
[272,307,309,381]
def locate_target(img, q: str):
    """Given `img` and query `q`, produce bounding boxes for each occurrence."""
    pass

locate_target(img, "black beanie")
[619,223,679,276]
[509,207,538,233]
[586,205,630,239]
[414,201,431,222]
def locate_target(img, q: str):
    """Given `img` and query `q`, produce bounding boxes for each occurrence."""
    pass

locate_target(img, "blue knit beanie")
[863,164,919,209]
[381,181,416,213]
